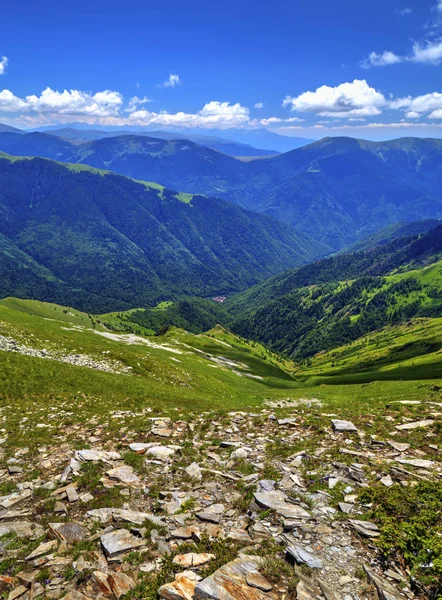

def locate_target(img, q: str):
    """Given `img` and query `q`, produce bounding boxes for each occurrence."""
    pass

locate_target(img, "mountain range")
[0,152,325,312]
[2,130,442,249]
[35,124,313,153]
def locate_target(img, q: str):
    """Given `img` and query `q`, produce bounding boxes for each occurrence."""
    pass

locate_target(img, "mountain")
[35,123,313,153]
[343,218,442,253]
[0,152,326,312]
[227,225,442,360]
[42,127,279,157]
[0,123,24,134]
[3,133,442,250]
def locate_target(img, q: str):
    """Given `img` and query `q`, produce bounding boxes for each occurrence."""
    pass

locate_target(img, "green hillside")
[296,316,442,384]
[229,255,442,361]
[0,297,441,454]
[0,153,326,312]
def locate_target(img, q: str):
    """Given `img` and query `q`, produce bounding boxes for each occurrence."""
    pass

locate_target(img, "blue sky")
[2,0,442,139]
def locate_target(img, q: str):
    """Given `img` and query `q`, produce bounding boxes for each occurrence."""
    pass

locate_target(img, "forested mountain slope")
[227,226,442,360]
[2,133,442,248]
[0,153,324,312]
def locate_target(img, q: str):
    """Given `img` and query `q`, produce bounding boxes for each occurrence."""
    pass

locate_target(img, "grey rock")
[395,420,434,431]
[107,465,142,486]
[194,555,278,599]
[100,529,144,558]
[331,420,358,433]
[254,490,310,519]
[286,545,323,569]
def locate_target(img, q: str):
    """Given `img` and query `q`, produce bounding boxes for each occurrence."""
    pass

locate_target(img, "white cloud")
[396,7,412,15]
[23,87,123,117]
[128,101,250,129]
[347,117,366,122]
[125,96,152,112]
[0,57,8,75]
[0,89,26,111]
[254,102,264,109]
[410,39,442,64]
[405,111,420,118]
[391,92,442,117]
[282,80,386,118]
[259,117,282,125]
[361,51,402,68]
[159,73,181,88]
[285,117,304,122]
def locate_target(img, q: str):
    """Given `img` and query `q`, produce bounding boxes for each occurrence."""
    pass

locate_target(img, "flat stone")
[388,441,410,452]
[277,417,297,426]
[363,565,405,600]
[66,486,79,503]
[286,545,323,569]
[185,462,202,480]
[196,504,225,524]
[254,490,310,519]
[100,529,144,558]
[26,540,58,561]
[380,475,394,487]
[146,446,176,461]
[108,572,136,599]
[395,420,434,431]
[87,507,165,526]
[129,443,153,452]
[0,521,41,538]
[159,571,200,600]
[8,586,28,600]
[75,449,121,462]
[397,458,434,469]
[245,572,273,592]
[49,522,88,544]
[331,420,358,433]
[0,490,32,509]
[349,519,380,538]
[338,502,354,514]
[230,448,248,460]
[194,556,278,599]
[152,427,173,438]
[173,553,215,568]
[107,465,142,486]
[93,571,112,595]
[170,526,200,540]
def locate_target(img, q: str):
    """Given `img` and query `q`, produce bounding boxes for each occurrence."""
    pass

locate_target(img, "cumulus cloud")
[361,51,402,68]
[254,102,264,109]
[159,73,181,88]
[396,7,412,15]
[16,87,124,117]
[0,57,8,75]
[282,80,386,118]
[0,86,255,129]
[129,101,250,129]
[410,40,442,64]
[391,91,442,118]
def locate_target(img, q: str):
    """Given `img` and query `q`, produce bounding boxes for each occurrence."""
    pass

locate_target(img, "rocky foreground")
[0,398,441,600]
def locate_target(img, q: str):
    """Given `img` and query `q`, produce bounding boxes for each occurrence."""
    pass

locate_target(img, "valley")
[0,140,441,600]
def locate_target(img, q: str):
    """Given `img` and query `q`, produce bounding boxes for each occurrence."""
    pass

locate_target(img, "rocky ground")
[0,398,441,600]
[0,334,132,374]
